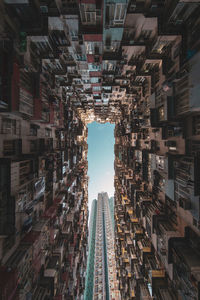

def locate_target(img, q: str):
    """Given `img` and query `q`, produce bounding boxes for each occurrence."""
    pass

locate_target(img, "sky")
[87,121,115,212]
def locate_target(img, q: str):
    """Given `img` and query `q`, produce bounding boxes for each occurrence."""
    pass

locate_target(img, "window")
[103,61,115,71]
[158,106,165,121]
[93,86,101,92]
[115,4,126,23]
[30,124,38,136]
[88,63,101,71]
[76,54,86,61]
[85,42,102,55]
[85,42,93,54]
[45,128,52,137]
[91,77,100,84]
[70,30,78,41]
[80,4,101,25]
[103,86,111,91]
[1,118,20,135]
[85,11,95,23]
[106,3,126,25]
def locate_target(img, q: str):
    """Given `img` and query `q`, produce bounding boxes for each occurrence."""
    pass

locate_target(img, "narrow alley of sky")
[87,122,115,212]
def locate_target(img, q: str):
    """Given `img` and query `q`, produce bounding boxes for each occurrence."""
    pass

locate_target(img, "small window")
[93,86,101,92]
[80,4,96,24]
[45,128,52,137]
[30,124,38,136]
[114,4,126,24]
[91,77,100,84]
[88,63,101,71]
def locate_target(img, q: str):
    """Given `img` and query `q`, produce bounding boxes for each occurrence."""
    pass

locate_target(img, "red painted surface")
[98,56,103,63]
[87,55,102,63]
[92,90,101,94]
[87,54,94,63]
[84,34,102,42]
[33,97,42,119]
[62,271,68,284]
[20,86,33,96]
[32,251,42,276]
[91,83,101,87]
[54,296,62,300]
[22,230,40,244]
[43,204,57,219]
[79,212,83,223]
[50,227,55,244]
[59,102,64,127]
[0,267,19,300]
[22,231,42,269]
[77,277,80,291]
[78,0,103,6]
[54,195,64,204]
[79,0,96,3]
[89,71,102,77]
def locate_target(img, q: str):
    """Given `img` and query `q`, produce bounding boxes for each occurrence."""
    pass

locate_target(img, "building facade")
[84,199,97,300]
[85,193,120,300]
[0,0,200,299]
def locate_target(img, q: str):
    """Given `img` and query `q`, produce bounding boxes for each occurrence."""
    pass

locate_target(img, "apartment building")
[0,0,200,299]
[113,1,200,299]
[0,1,89,299]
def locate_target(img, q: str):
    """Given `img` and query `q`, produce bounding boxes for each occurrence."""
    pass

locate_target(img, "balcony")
[32,286,49,299]
[53,237,65,261]
[140,283,153,300]
[145,255,166,295]
[169,235,200,300]
[44,255,60,276]
[5,245,32,291]
[155,287,177,300]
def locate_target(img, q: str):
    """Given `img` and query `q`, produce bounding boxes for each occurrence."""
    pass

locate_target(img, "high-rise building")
[84,199,97,300]
[1,0,200,299]
[85,193,120,300]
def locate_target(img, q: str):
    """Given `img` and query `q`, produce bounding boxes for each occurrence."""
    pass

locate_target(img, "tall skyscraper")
[84,200,97,300]
[84,192,120,300]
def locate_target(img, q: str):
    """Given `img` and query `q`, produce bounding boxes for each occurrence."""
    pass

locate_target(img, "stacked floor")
[0,0,200,299]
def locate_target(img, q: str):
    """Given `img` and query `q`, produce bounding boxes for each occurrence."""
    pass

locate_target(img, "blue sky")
[87,121,115,211]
